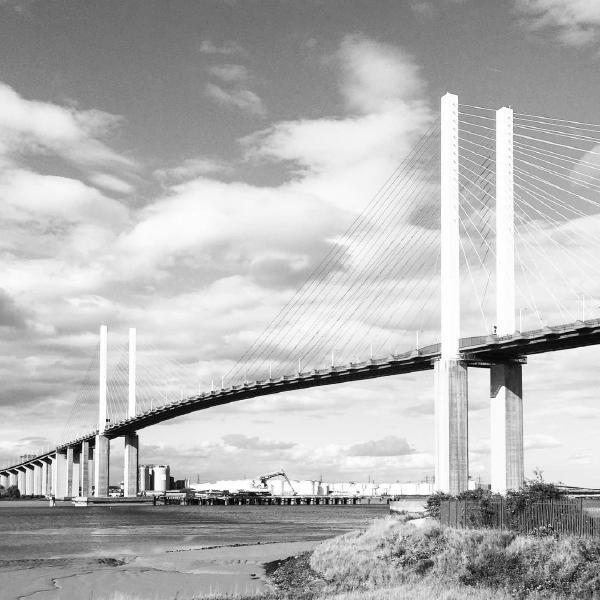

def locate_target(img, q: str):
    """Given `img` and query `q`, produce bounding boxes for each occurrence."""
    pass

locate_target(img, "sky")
[2,0,600,487]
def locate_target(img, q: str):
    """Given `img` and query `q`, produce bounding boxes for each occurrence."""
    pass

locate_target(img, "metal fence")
[440,498,600,537]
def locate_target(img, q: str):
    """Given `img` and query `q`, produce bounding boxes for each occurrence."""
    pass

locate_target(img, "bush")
[0,484,20,498]
[425,492,451,518]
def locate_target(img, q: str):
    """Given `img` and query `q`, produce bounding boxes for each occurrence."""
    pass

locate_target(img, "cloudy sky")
[2,0,600,487]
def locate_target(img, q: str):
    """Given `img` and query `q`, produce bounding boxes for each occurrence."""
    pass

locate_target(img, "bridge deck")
[3,319,600,465]
[58,318,600,450]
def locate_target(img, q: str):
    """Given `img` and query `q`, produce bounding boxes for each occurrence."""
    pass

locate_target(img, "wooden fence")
[439,498,600,537]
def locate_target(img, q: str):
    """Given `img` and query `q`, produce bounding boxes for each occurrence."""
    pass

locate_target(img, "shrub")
[0,484,20,498]
[424,491,451,518]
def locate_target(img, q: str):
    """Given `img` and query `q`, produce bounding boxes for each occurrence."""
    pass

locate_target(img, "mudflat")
[0,540,320,599]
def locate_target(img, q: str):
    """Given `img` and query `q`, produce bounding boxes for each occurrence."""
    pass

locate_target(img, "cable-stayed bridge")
[4,93,600,499]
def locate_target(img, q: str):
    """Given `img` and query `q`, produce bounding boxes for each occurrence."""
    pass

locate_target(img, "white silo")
[153,465,170,493]
[139,465,153,492]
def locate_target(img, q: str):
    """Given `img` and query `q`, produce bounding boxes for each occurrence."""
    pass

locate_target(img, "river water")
[0,501,390,599]
[0,501,389,560]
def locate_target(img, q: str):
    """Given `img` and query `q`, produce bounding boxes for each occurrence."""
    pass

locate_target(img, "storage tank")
[153,465,170,493]
[138,465,153,493]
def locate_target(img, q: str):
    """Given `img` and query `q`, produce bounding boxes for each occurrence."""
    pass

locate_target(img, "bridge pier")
[9,471,17,488]
[17,468,25,494]
[434,358,469,494]
[54,451,68,498]
[123,433,138,497]
[66,447,74,497]
[41,461,49,496]
[490,362,524,493]
[25,466,34,496]
[72,448,81,496]
[0,473,7,488]
[80,440,92,496]
[94,434,110,497]
[33,463,42,496]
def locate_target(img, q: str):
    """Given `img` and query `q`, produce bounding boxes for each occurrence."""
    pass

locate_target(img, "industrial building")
[138,464,171,493]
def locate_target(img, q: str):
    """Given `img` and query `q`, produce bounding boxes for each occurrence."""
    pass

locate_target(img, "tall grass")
[310,517,600,598]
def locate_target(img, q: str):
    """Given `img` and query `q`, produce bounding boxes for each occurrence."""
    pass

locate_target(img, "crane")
[252,470,297,495]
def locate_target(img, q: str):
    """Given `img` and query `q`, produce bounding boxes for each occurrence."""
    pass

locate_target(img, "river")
[0,500,389,599]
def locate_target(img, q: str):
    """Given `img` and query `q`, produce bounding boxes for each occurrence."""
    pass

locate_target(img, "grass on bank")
[310,516,600,599]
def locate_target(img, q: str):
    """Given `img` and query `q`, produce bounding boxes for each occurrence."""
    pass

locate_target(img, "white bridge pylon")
[435,93,523,495]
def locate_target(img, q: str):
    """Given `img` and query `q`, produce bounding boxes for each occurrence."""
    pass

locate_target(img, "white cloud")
[0,81,134,170]
[336,34,425,114]
[524,433,562,450]
[209,64,249,83]
[222,433,296,450]
[515,0,600,47]
[347,436,414,457]
[2,168,127,221]
[205,82,266,117]
[154,157,231,183]
[199,39,244,55]
[88,173,135,195]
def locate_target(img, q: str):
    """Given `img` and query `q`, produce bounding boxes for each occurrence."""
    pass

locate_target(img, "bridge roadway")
[55,317,600,452]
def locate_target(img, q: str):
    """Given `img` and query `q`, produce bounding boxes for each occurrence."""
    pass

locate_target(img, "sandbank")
[0,540,320,599]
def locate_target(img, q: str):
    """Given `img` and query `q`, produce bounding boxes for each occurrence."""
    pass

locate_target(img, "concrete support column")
[55,452,68,499]
[9,472,17,487]
[33,464,42,496]
[72,449,80,496]
[66,447,74,497]
[94,434,110,497]
[41,462,49,496]
[17,469,25,494]
[80,440,91,496]
[490,362,524,493]
[51,455,57,496]
[123,433,139,497]
[434,358,469,495]
[25,467,34,496]
[0,473,7,488]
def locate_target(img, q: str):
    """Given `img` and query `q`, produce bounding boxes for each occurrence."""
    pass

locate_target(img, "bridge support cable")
[230,124,441,375]
[253,142,442,375]
[510,111,600,327]
[220,123,443,383]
